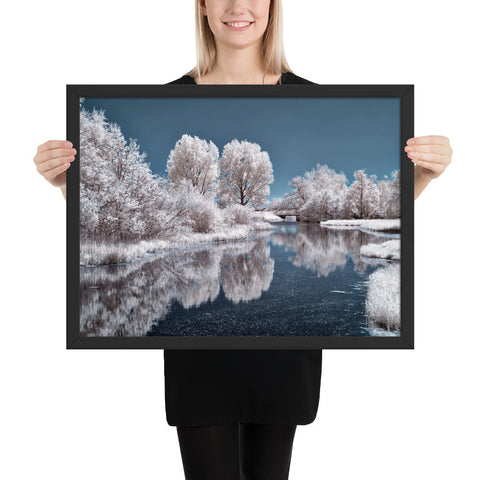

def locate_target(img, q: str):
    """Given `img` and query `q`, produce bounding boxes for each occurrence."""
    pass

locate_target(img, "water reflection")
[220,242,274,304]
[80,222,399,337]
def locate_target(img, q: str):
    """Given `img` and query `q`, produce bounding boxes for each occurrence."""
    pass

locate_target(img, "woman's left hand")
[405,135,453,180]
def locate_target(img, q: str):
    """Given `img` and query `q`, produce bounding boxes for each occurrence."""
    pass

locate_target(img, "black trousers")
[176,422,297,480]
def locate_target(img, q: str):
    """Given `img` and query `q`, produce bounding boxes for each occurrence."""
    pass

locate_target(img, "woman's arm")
[406,135,453,200]
[413,164,432,200]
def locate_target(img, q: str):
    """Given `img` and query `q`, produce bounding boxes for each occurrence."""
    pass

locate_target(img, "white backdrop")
[2,1,479,479]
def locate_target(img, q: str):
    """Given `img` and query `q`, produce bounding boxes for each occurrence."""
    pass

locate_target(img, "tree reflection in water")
[80,222,399,337]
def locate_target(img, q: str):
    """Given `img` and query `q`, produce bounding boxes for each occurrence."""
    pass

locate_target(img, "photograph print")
[68,84,413,349]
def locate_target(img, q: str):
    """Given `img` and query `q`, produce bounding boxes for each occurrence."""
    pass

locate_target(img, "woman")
[33,1,452,479]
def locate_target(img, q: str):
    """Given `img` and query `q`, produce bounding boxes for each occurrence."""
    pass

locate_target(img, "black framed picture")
[67,84,414,349]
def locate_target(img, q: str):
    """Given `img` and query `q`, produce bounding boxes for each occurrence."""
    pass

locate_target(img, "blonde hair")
[185,0,293,81]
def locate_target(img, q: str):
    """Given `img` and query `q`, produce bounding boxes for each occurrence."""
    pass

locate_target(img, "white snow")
[320,218,400,232]
[80,224,277,266]
[360,239,400,261]
[255,211,283,222]
[365,263,400,332]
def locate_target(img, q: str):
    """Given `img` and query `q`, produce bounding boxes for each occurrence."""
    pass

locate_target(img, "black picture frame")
[67,84,414,350]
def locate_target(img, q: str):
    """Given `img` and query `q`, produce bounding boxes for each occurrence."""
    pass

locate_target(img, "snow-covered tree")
[305,164,348,219]
[171,179,221,234]
[378,176,391,218]
[377,169,400,219]
[220,204,261,226]
[345,169,381,219]
[267,196,295,213]
[166,133,219,198]
[387,169,401,218]
[80,107,122,237]
[335,186,351,219]
[286,175,313,210]
[299,189,336,222]
[218,139,274,208]
[285,164,348,220]
[80,107,191,241]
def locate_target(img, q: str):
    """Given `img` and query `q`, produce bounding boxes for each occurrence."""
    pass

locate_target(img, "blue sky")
[82,97,400,200]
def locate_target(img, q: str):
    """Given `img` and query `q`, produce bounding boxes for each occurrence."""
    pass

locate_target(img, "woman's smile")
[223,21,254,31]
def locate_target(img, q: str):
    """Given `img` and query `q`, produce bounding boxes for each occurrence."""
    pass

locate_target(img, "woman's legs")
[239,423,297,480]
[176,422,297,480]
[176,424,239,480]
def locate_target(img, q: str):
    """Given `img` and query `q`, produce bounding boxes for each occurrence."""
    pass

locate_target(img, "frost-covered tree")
[336,186,351,219]
[170,179,221,234]
[81,109,163,238]
[378,176,391,218]
[345,169,381,219]
[80,107,191,240]
[305,164,348,219]
[286,175,313,210]
[267,196,295,212]
[299,190,336,222]
[80,107,122,237]
[218,139,274,208]
[387,169,401,218]
[166,133,219,197]
[220,204,261,226]
[377,169,400,219]
[285,164,348,220]
[268,163,397,222]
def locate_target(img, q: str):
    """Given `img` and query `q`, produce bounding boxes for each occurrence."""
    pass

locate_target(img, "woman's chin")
[217,35,262,50]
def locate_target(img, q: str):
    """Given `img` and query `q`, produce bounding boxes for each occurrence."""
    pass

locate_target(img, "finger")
[412,160,442,172]
[37,140,73,154]
[405,144,452,155]
[407,151,449,164]
[37,155,75,174]
[44,162,71,182]
[407,135,449,146]
[38,148,76,164]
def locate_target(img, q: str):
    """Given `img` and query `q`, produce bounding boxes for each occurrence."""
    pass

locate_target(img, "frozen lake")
[80,221,400,337]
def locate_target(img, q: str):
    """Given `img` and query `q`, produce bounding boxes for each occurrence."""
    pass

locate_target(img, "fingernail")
[65,141,73,148]
[407,138,415,145]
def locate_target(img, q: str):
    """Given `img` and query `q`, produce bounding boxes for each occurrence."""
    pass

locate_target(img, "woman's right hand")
[33,140,76,189]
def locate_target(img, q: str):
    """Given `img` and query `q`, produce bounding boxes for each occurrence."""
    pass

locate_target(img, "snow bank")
[320,218,400,232]
[81,238,168,266]
[360,239,400,261]
[365,263,400,332]
[80,224,276,266]
[255,211,283,222]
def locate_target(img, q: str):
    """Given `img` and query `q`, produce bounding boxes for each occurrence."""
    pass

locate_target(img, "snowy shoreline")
[320,218,400,233]
[366,263,400,332]
[81,216,400,266]
[80,219,278,266]
[360,239,400,261]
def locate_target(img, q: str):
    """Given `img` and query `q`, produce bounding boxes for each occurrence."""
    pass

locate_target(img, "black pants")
[176,422,297,480]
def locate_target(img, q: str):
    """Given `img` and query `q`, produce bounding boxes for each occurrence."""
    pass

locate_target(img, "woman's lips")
[223,21,254,31]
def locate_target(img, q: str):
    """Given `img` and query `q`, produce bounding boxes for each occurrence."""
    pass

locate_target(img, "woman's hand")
[34,140,76,200]
[33,140,76,189]
[405,135,452,180]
